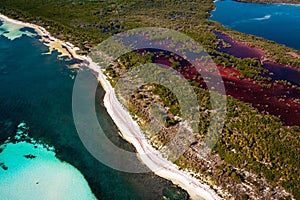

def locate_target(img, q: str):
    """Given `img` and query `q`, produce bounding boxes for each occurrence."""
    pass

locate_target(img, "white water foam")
[0,20,36,40]
[254,14,271,21]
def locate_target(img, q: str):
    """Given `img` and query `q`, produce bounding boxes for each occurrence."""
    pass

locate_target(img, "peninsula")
[0,0,299,199]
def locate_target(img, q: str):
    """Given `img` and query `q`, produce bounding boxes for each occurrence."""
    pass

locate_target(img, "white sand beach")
[0,13,222,200]
[87,57,221,200]
[0,14,82,59]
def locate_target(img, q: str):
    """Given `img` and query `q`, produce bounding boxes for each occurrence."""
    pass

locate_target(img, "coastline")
[87,57,222,200]
[0,14,82,60]
[0,13,221,200]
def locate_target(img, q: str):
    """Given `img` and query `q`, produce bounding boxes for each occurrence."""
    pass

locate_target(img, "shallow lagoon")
[0,123,97,200]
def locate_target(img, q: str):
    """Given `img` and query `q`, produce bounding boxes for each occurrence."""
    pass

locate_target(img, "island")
[0,0,299,199]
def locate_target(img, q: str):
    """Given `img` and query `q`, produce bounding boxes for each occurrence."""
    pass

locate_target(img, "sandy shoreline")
[0,13,221,200]
[87,57,221,200]
[0,14,82,60]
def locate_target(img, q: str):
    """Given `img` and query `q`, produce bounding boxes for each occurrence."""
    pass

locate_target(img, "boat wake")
[254,14,271,21]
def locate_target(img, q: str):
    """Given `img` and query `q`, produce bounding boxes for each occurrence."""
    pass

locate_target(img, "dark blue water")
[0,21,188,200]
[210,0,300,50]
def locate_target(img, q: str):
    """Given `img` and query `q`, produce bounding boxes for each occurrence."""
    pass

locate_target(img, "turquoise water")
[0,123,97,200]
[0,20,188,199]
[210,0,300,50]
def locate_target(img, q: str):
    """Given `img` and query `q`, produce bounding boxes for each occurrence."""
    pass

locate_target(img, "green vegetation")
[169,87,299,199]
[104,51,154,86]
[152,85,181,117]
[1,0,300,69]
[217,95,299,197]
[213,52,265,80]
[0,0,215,54]
[1,0,299,198]
[106,52,299,199]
